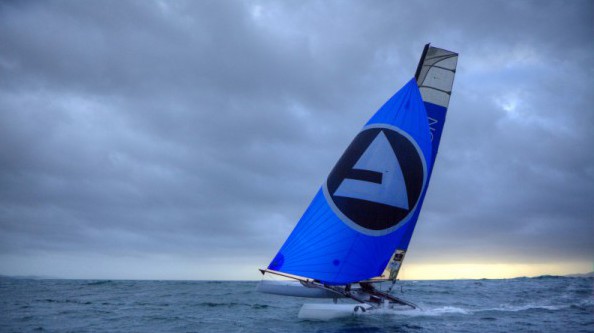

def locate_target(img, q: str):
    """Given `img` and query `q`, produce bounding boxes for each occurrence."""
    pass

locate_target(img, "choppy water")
[1,276,592,332]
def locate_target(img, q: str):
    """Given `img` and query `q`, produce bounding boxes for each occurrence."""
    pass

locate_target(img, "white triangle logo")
[333,131,409,210]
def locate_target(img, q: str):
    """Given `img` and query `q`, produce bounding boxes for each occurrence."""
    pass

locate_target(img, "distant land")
[0,274,57,280]
[565,271,594,278]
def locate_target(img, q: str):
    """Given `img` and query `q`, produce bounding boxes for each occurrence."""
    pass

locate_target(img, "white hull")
[256,280,344,298]
[298,303,373,320]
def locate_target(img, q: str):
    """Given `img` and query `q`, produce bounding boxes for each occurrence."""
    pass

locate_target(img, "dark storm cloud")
[0,0,592,277]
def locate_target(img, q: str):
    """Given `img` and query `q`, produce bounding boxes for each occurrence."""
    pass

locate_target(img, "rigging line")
[414,43,430,81]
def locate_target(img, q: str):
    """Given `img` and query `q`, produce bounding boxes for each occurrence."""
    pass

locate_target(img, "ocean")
[1,276,592,332]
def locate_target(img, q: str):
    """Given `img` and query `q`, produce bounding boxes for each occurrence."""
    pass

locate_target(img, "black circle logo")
[323,125,426,235]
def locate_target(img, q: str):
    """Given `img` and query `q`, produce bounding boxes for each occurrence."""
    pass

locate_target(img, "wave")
[39,299,92,305]
[85,280,115,286]
[375,301,584,318]
[196,302,234,307]
[479,304,567,312]
[407,306,470,316]
[476,300,593,314]
[361,306,470,317]
[195,302,271,309]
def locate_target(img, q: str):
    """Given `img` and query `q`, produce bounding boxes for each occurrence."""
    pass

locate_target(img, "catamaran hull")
[256,280,345,298]
[298,303,372,320]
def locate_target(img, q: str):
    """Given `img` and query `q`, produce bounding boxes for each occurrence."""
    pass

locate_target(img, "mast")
[414,43,431,81]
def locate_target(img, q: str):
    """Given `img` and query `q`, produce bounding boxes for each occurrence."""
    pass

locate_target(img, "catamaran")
[257,44,458,320]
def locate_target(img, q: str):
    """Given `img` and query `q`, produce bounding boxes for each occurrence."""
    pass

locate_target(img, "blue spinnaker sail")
[268,79,433,284]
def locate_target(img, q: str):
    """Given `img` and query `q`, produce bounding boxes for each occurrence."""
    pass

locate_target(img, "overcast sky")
[1,0,592,280]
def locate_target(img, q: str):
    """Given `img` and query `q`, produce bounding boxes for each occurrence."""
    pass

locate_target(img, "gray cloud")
[1,0,592,278]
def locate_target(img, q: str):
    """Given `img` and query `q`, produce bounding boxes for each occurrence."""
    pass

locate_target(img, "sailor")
[359,282,375,293]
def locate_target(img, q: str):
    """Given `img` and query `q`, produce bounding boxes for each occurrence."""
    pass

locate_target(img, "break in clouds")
[0,0,592,278]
